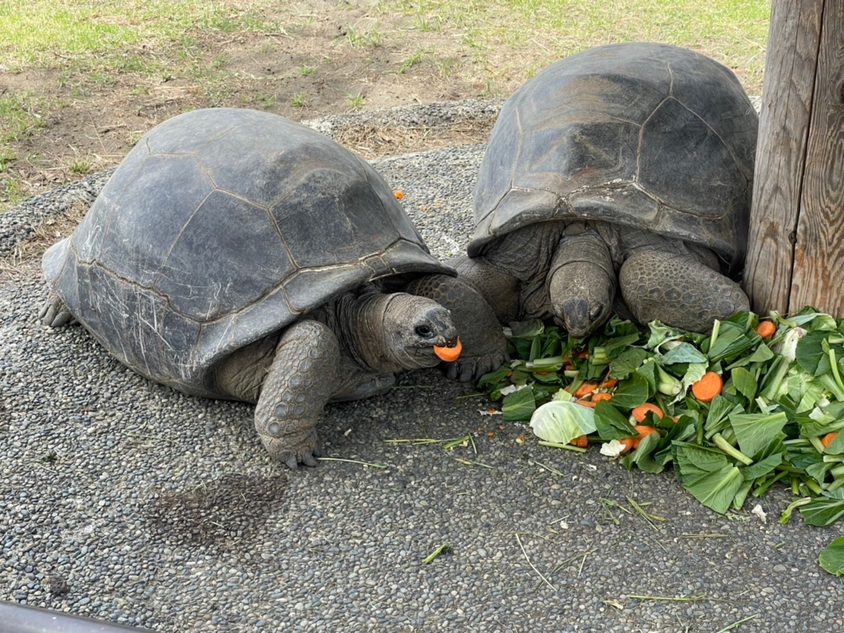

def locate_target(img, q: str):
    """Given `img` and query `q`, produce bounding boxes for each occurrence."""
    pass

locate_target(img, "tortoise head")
[547,228,617,339]
[381,293,460,370]
[351,292,459,373]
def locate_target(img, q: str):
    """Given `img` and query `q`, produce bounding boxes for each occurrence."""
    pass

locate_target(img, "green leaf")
[603,332,641,354]
[529,400,596,445]
[502,387,536,421]
[624,429,664,474]
[594,400,636,440]
[731,366,757,402]
[728,411,788,460]
[740,453,782,481]
[795,330,844,376]
[819,537,844,576]
[477,364,513,394]
[660,342,708,365]
[508,319,545,338]
[707,323,757,364]
[611,372,650,409]
[646,320,685,351]
[608,348,649,380]
[703,395,740,437]
[674,443,744,514]
[727,342,775,369]
[799,491,844,527]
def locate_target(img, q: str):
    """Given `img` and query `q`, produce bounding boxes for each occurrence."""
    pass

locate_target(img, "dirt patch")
[1,2,506,206]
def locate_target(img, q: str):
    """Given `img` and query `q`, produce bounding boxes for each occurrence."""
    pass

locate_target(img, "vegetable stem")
[829,348,844,398]
[537,440,587,453]
[809,436,828,454]
[712,433,754,465]
[827,477,844,492]
[752,469,787,497]
[424,543,451,564]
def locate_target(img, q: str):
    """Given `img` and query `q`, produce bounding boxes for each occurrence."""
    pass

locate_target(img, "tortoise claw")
[280,451,299,471]
[301,452,318,467]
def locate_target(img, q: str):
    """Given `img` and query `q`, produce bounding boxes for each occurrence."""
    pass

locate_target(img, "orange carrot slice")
[692,371,723,402]
[434,338,462,362]
[632,403,664,423]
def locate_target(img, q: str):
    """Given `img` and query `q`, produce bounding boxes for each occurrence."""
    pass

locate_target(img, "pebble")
[1,98,841,633]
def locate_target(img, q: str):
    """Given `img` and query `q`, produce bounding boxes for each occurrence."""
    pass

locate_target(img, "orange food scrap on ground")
[394,190,404,199]
[570,435,588,448]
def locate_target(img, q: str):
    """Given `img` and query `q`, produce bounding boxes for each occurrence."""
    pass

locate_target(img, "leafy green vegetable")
[819,537,844,575]
[502,387,536,421]
[594,400,636,440]
[673,442,744,514]
[476,308,844,572]
[799,489,844,527]
[611,372,650,409]
[529,400,596,444]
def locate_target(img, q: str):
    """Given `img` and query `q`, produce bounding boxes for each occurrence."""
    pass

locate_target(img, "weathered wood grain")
[743,0,823,314]
[789,3,844,315]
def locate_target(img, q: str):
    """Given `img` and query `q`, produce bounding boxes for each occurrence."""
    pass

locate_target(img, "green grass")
[377,0,769,89]
[0,1,271,65]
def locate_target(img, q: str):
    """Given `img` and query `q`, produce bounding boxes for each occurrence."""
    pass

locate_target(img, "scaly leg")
[619,250,749,333]
[254,319,340,470]
[39,294,77,327]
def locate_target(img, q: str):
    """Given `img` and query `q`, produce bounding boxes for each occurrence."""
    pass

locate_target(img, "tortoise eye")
[415,324,434,338]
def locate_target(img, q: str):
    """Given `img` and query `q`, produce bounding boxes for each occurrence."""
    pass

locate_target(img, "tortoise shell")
[469,42,758,275]
[43,108,450,395]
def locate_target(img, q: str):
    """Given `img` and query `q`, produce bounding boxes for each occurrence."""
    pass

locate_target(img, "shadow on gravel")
[143,473,288,549]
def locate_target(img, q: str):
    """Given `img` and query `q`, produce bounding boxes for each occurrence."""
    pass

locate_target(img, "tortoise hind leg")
[619,250,749,333]
[254,319,340,469]
[39,294,77,328]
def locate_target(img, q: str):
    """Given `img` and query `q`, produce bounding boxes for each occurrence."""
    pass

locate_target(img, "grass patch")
[0,1,273,65]
[378,0,769,90]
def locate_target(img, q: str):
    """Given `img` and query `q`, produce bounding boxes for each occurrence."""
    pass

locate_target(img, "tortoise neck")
[335,292,400,374]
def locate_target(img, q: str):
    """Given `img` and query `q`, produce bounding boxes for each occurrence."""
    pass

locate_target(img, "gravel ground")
[2,101,843,633]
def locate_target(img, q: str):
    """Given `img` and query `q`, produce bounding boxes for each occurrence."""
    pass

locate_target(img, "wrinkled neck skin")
[329,291,405,375]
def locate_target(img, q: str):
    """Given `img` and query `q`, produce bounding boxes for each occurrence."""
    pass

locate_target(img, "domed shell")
[43,108,450,396]
[469,43,758,275]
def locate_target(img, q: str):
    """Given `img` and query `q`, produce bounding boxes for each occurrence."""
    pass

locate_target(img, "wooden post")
[744,0,844,317]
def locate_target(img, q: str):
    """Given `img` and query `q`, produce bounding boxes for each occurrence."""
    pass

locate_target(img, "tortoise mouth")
[404,336,459,367]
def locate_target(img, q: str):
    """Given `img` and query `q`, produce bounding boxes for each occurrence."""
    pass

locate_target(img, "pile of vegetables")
[478,307,844,574]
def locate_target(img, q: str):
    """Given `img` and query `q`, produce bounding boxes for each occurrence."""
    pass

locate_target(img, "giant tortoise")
[40,108,505,469]
[453,42,758,337]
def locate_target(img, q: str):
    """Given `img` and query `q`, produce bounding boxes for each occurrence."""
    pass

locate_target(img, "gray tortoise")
[40,108,505,469]
[453,43,758,337]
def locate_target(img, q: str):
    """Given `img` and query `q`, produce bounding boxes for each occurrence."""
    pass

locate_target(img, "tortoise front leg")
[619,250,750,333]
[254,319,340,470]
